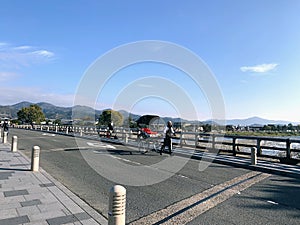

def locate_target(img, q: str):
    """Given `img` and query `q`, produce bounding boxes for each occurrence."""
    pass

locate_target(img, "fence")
[13,125,300,164]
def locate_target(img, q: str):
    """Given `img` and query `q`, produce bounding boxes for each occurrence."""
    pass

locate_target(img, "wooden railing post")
[286,138,291,159]
[195,133,198,149]
[212,134,215,151]
[232,137,236,156]
[180,132,183,148]
[257,138,261,156]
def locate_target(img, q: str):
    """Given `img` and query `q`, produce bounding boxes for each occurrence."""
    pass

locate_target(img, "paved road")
[8,128,300,224]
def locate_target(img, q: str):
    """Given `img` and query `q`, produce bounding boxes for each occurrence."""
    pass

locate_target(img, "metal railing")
[13,125,300,164]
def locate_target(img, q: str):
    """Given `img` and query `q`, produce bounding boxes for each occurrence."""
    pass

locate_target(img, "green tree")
[203,124,212,132]
[17,104,46,127]
[98,110,123,127]
[287,123,294,131]
[53,119,62,125]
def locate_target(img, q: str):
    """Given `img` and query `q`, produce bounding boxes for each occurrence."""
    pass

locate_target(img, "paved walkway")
[0,143,107,225]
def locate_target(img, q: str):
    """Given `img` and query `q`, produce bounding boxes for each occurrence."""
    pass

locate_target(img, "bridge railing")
[13,125,300,164]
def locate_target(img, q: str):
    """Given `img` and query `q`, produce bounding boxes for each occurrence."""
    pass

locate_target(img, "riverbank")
[226,131,300,138]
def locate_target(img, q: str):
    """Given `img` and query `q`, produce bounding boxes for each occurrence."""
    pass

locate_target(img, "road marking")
[267,200,278,205]
[42,133,56,136]
[87,142,116,149]
[110,155,142,165]
[40,142,116,152]
[129,171,271,225]
[178,174,188,179]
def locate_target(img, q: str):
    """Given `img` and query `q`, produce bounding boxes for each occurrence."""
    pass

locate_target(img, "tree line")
[14,104,125,128]
[13,104,300,133]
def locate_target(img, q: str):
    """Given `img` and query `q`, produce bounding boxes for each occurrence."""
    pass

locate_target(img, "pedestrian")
[107,122,114,138]
[3,120,9,135]
[160,121,175,155]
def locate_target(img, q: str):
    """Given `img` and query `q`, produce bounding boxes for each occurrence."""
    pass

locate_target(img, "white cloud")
[13,45,33,51]
[0,42,9,48]
[240,63,278,73]
[0,42,55,69]
[31,50,54,58]
[0,72,19,81]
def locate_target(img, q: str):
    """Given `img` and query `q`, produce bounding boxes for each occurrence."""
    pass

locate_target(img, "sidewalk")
[0,143,107,225]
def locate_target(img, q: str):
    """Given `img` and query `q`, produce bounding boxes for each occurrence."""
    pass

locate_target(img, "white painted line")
[110,155,142,165]
[129,171,271,225]
[42,133,56,136]
[178,174,188,179]
[267,200,278,205]
[87,142,116,149]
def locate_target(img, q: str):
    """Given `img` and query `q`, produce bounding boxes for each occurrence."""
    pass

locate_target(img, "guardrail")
[13,125,300,164]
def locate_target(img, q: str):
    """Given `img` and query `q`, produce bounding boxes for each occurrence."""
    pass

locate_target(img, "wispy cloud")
[0,72,19,82]
[31,50,54,58]
[0,42,55,69]
[240,63,278,73]
[0,42,9,48]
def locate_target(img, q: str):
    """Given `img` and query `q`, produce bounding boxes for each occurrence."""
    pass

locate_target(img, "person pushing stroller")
[160,121,175,155]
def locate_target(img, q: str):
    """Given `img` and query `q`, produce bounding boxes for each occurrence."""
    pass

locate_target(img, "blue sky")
[1,0,300,122]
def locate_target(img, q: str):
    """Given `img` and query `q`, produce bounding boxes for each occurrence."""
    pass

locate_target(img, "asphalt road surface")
[8,128,300,224]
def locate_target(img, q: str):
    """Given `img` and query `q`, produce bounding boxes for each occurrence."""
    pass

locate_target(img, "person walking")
[160,121,175,155]
[107,122,114,138]
[3,120,9,134]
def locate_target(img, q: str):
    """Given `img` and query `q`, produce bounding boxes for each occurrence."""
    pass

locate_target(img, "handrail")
[13,124,300,164]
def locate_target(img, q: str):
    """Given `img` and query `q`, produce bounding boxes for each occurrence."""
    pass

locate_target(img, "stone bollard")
[2,131,8,144]
[251,147,257,165]
[66,127,69,134]
[11,136,18,152]
[31,146,40,172]
[80,129,83,136]
[108,185,126,225]
[125,133,128,144]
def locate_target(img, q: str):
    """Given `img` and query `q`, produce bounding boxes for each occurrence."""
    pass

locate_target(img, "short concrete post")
[31,146,40,172]
[251,147,257,165]
[80,129,83,136]
[125,133,128,144]
[66,127,69,134]
[108,185,126,225]
[2,131,8,144]
[55,126,58,133]
[11,136,18,152]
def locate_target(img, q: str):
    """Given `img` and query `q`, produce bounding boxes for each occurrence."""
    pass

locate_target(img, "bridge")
[1,127,300,224]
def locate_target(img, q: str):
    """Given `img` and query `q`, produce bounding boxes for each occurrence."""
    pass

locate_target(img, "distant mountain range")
[0,101,140,123]
[220,117,295,126]
[0,101,297,126]
[0,101,101,121]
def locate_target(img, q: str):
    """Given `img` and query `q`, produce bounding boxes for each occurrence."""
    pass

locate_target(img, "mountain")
[0,102,102,121]
[0,102,298,126]
[220,116,295,126]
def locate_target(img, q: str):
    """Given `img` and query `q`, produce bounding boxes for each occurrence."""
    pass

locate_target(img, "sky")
[1,0,300,122]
